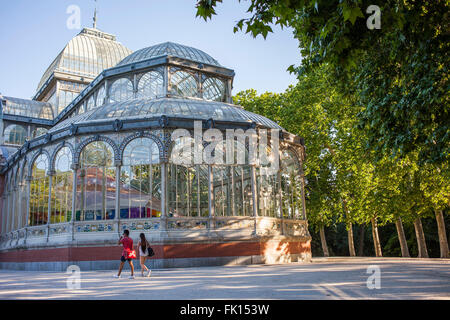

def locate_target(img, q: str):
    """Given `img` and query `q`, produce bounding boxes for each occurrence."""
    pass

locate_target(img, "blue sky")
[0,0,301,99]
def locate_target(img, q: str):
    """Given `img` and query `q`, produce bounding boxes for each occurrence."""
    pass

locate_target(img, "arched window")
[202,77,225,102]
[96,85,106,106]
[109,78,133,103]
[121,138,161,219]
[280,149,303,219]
[137,71,164,99]
[50,147,73,224]
[4,125,27,145]
[29,154,49,226]
[77,141,116,221]
[170,71,198,98]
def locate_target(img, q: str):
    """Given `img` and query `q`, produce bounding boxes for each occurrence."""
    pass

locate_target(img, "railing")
[0,216,309,249]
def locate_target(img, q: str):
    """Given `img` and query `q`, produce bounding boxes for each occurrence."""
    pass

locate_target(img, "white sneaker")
[129,275,135,279]
[113,275,120,279]
[146,270,151,278]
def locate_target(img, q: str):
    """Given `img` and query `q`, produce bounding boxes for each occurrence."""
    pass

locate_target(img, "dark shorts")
[120,256,131,262]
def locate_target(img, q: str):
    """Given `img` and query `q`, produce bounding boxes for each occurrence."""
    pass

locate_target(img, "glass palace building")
[0,27,311,270]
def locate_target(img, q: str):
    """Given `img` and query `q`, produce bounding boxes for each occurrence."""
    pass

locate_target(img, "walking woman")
[138,233,152,277]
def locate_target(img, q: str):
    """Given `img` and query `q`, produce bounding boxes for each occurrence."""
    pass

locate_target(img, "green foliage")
[233,64,449,255]
[198,0,450,254]
[196,0,450,165]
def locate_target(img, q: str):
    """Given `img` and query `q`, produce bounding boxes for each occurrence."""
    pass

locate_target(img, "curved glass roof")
[116,42,221,67]
[49,98,282,132]
[37,28,132,92]
[2,96,54,120]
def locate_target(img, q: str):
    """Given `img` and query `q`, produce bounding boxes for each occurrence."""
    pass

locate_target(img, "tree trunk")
[342,199,356,257]
[371,217,382,257]
[347,222,356,257]
[358,224,365,256]
[395,216,410,257]
[413,217,429,258]
[435,209,449,258]
[319,225,330,257]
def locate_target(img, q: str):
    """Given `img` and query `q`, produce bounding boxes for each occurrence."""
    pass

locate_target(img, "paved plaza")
[0,257,449,300]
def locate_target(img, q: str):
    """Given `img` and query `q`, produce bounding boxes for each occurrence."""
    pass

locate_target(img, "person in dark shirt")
[114,229,135,279]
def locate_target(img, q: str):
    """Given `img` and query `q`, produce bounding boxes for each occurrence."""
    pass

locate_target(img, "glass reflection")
[120,138,161,219]
[4,125,27,145]
[168,137,209,217]
[109,78,134,103]
[202,78,225,102]
[29,154,49,226]
[137,71,164,99]
[170,71,197,97]
[76,141,116,221]
[280,150,303,219]
[50,147,73,223]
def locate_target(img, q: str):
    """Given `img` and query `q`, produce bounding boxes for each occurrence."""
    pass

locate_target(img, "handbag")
[127,249,136,259]
[147,246,155,257]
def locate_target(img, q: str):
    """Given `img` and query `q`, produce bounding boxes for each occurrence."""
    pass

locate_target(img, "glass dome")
[36,28,132,92]
[116,42,221,67]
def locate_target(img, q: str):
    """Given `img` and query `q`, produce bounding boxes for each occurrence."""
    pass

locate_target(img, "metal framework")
[0,38,310,251]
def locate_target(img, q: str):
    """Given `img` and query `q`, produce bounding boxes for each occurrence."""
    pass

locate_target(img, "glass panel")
[213,166,231,216]
[120,138,161,219]
[4,125,27,145]
[96,85,106,107]
[58,90,77,115]
[2,96,54,120]
[109,78,134,103]
[137,71,164,99]
[76,141,116,221]
[29,154,49,226]
[280,150,303,219]
[202,77,225,102]
[50,147,73,224]
[86,95,95,112]
[170,71,197,98]
[33,127,48,138]
[168,137,209,217]
[232,165,253,216]
[20,163,28,229]
[13,169,20,230]
[256,166,278,217]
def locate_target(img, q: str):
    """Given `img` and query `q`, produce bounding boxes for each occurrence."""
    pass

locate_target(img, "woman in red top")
[114,229,135,279]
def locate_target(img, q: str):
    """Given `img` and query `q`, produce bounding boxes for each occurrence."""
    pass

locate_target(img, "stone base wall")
[0,238,311,271]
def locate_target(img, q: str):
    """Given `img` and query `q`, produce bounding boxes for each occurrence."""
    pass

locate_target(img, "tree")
[196,0,449,166]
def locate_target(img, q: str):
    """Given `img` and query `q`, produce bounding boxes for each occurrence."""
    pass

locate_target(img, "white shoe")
[113,275,120,278]
[129,275,135,279]
[146,270,151,277]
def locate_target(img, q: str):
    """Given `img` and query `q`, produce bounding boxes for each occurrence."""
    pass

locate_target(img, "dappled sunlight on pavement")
[0,257,448,300]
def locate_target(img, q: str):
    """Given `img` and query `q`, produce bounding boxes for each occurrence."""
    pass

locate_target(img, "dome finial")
[93,0,98,29]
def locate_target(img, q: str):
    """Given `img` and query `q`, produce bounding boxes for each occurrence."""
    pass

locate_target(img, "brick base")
[0,239,311,271]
